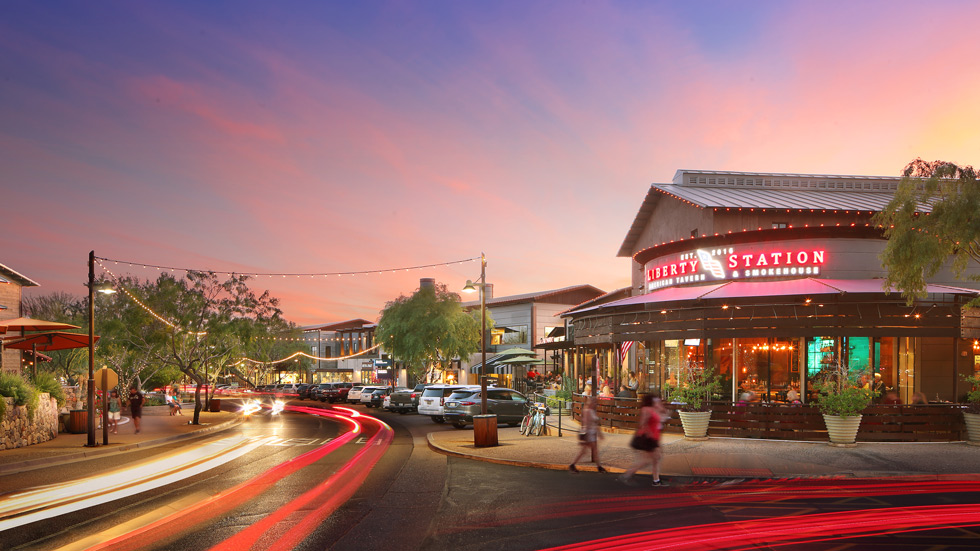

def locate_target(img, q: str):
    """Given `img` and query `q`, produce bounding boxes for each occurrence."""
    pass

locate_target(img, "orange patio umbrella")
[3,331,99,351]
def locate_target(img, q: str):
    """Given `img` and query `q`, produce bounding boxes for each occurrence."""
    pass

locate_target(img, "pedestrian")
[128,385,144,434]
[167,387,182,415]
[107,389,121,434]
[619,391,666,486]
[570,396,606,473]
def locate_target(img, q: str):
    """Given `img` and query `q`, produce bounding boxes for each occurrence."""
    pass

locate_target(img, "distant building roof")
[462,284,605,309]
[0,263,40,287]
[618,169,921,257]
[302,319,374,332]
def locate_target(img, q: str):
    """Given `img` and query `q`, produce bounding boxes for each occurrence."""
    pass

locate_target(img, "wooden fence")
[570,395,967,442]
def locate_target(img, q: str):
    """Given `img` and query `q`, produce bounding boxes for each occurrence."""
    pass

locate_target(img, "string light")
[97,260,207,336]
[237,343,382,366]
[95,255,480,278]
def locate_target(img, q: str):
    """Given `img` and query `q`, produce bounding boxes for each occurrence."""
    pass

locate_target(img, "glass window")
[491,325,528,346]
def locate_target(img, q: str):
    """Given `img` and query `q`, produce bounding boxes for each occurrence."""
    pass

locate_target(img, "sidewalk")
[427,416,980,480]
[0,405,240,476]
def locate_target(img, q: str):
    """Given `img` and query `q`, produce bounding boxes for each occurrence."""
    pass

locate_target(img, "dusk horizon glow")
[4,1,980,325]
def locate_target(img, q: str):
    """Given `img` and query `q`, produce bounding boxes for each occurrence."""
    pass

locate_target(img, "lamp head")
[462,280,478,293]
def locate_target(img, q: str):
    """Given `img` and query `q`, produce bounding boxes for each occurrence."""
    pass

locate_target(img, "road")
[3,400,980,550]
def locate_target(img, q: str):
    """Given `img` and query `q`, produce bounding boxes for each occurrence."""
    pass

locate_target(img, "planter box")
[963,412,980,445]
[678,411,711,440]
[824,413,862,446]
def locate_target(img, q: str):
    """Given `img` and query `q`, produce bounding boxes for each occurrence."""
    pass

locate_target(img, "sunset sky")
[4,1,980,326]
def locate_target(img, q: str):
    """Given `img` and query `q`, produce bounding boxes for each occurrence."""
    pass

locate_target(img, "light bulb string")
[93,255,480,278]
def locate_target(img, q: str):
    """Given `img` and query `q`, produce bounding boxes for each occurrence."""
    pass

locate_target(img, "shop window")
[491,325,528,346]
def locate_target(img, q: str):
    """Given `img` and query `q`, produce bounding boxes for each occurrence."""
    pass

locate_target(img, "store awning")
[468,354,517,374]
[566,278,980,315]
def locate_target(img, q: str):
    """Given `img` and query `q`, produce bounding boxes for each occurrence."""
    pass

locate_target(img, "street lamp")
[462,252,488,415]
[87,251,115,447]
[463,252,497,448]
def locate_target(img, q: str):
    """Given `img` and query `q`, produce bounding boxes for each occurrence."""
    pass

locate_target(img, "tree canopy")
[376,282,492,384]
[873,158,980,306]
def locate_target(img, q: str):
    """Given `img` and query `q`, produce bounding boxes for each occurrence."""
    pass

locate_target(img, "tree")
[872,158,980,306]
[128,271,294,424]
[377,282,492,384]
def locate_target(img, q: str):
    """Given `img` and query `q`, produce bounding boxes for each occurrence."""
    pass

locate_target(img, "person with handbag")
[619,392,666,486]
[569,396,606,473]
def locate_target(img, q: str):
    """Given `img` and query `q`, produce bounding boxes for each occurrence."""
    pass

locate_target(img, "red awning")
[566,278,980,315]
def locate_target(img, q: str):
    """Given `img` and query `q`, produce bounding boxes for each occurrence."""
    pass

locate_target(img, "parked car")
[347,386,366,404]
[359,386,386,406]
[318,382,353,403]
[418,385,477,423]
[368,386,408,408]
[443,387,529,429]
[297,384,315,400]
[388,383,430,414]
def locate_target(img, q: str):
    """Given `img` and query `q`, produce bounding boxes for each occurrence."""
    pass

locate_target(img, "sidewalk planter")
[823,414,862,447]
[963,412,980,446]
[473,414,498,447]
[678,411,711,440]
[67,409,88,434]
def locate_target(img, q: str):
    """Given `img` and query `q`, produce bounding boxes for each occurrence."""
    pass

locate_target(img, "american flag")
[619,340,634,364]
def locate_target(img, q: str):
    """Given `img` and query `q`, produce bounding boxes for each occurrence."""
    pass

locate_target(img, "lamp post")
[463,253,497,447]
[463,252,488,414]
[87,251,116,447]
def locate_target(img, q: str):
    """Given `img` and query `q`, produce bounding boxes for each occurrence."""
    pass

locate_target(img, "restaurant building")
[564,170,980,405]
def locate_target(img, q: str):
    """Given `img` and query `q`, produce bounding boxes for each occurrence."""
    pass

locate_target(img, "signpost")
[93,367,118,446]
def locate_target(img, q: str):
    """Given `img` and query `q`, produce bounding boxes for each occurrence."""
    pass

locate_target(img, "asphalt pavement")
[3,402,979,481]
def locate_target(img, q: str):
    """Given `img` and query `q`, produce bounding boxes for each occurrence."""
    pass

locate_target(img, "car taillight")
[460,401,477,406]
[411,393,418,398]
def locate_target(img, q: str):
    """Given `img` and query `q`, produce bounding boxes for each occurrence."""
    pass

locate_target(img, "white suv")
[418,385,478,423]
[358,386,385,405]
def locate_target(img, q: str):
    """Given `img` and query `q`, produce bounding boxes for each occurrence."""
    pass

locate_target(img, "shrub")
[665,365,721,412]
[962,374,980,414]
[33,372,66,408]
[814,362,876,418]
[0,373,40,420]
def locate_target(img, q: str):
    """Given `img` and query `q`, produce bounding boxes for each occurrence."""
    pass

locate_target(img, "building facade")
[0,263,40,376]
[564,170,980,405]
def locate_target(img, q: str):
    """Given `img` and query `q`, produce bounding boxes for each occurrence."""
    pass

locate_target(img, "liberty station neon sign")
[645,246,827,290]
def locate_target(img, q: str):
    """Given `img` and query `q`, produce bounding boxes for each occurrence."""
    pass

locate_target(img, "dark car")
[367,386,408,408]
[443,388,529,429]
[319,382,353,403]
[297,384,315,400]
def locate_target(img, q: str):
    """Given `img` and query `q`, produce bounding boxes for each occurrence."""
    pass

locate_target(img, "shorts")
[109,411,121,420]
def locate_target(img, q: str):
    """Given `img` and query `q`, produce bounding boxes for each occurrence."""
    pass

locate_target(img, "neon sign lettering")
[645,247,827,290]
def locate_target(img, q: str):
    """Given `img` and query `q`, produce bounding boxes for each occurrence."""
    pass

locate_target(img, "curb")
[425,433,624,474]
[0,417,243,476]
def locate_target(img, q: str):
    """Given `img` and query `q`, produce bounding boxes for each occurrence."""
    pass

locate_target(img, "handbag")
[630,432,657,452]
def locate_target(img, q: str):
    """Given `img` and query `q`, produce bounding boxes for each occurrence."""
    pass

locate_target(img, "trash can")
[68,409,88,434]
[209,399,221,413]
[473,414,498,447]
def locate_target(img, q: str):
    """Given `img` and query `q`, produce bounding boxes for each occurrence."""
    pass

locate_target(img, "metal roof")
[461,284,605,309]
[0,263,40,287]
[617,169,928,257]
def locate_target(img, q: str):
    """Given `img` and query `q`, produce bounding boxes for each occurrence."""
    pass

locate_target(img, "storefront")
[564,170,980,407]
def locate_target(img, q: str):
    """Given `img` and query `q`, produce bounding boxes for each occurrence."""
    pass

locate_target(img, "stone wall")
[2,393,59,450]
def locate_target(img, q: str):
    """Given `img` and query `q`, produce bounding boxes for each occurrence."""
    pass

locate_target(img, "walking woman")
[619,391,668,486]
[570,396,606,472]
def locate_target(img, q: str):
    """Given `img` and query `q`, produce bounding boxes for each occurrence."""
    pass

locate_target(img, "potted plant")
[665,364,721,440]
[961,374,980,445]
[814,362,876,446]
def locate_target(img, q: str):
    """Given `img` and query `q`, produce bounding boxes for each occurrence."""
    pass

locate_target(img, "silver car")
[418,385,477,423]
[443,388,529,429]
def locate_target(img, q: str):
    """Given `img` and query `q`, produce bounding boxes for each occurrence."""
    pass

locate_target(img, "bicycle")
[521,401,548,436]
